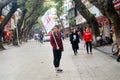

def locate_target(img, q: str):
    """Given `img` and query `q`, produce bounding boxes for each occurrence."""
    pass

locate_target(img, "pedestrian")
[50,25,64,73]
[39,33,43,43]
[61,32,65,40]
[83,24,93,55]
[70,28,80,55]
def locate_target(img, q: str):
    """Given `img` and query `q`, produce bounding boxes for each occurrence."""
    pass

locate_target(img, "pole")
[51,31,59,48]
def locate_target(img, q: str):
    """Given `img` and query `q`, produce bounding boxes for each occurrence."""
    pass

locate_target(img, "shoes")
[117,59,119,62]
[56,69,63,73]
[74,52,77,56]
[74,51,78,56]
[117,56,120,62]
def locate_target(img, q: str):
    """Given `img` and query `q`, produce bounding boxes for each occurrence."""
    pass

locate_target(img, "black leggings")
[86,42,92,53]
[53,49,62,67]
[72,43,79,53]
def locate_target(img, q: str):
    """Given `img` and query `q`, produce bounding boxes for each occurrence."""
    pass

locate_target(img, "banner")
[41,9,55,33]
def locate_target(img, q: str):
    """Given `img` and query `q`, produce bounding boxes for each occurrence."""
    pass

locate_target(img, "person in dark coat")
[50,25,64,73]
[70,28,80,55]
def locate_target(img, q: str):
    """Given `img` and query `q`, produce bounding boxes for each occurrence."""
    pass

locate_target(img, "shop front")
[97,16,115,44]
[4,15,16,44]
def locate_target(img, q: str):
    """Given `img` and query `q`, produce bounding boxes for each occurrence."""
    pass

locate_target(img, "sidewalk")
[0,39,120,80]
[93,44,119,59]
[94,45,112,54]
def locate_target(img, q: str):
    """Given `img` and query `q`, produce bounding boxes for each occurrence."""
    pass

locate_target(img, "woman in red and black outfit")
[84,25,93,54]
[50,26,64,73]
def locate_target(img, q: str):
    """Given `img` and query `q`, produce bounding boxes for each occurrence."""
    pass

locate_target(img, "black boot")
[73,50,76,55]
[117,55,120,62]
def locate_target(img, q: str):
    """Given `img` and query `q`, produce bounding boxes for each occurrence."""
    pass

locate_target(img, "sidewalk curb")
[94,47,111,54]
[94,47,118,60]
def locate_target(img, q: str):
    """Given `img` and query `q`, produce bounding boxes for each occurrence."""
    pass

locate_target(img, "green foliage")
[37,4,49,16]
[53,0,63,15]
[55,0,63,15]
[17,0,23,5]
[16,0,45,28]
[25,2,33,12]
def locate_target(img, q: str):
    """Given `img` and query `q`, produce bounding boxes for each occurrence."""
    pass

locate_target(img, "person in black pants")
[117,55,120,62]
[83,25,93,54]
[50,26,64,73]
[53,49,62,68]
[86,42,92,54]
[70,28,80,55]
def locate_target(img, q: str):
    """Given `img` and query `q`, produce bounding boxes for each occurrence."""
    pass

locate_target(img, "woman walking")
[50,25,64,73]
[70,28,80,55]
[83,25,93,55]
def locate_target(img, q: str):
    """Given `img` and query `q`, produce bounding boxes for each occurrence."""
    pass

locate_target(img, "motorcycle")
[112,42,120,62]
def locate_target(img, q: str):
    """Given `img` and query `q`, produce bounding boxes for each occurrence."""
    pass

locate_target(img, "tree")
[12,8,27,45]
[55,0,64,29]
[0,1,19,49]
[12,0,45,44]
[20,0,45,42]
[88,0,120,44]
[0,0,46,49]
[73,0,100,44]
[12,0,28,45]
[54,0,63,15]
[0,0,28,48]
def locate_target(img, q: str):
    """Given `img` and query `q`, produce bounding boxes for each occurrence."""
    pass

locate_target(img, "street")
[0,39,120,80]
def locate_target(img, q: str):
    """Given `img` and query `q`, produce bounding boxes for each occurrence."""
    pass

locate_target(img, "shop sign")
[113,0,120,7]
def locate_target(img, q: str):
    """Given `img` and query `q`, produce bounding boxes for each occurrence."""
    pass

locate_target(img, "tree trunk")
[24,21,34,42]
[90,15,100,45]
[12,9,27,45]
[106,0,120,44]
[0,1,18,49]
[18,9,27,35]
[19,19,27,41]
[73,0,100,45]
[12,28,18,45]
[23,28,28,42]
[0,30,5,50]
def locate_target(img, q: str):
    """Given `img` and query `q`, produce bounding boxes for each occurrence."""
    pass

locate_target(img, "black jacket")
[70,32,80,44]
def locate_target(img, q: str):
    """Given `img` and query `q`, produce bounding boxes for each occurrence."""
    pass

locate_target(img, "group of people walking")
[70,24,93,55]
[49,24,93,73]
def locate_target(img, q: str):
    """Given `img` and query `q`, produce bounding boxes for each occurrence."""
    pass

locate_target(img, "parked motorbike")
[112,42,120,62]
[96,36,105,46]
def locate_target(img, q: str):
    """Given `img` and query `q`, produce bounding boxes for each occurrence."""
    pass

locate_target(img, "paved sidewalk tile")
[95,45,112,54]
[0,39,120,80]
